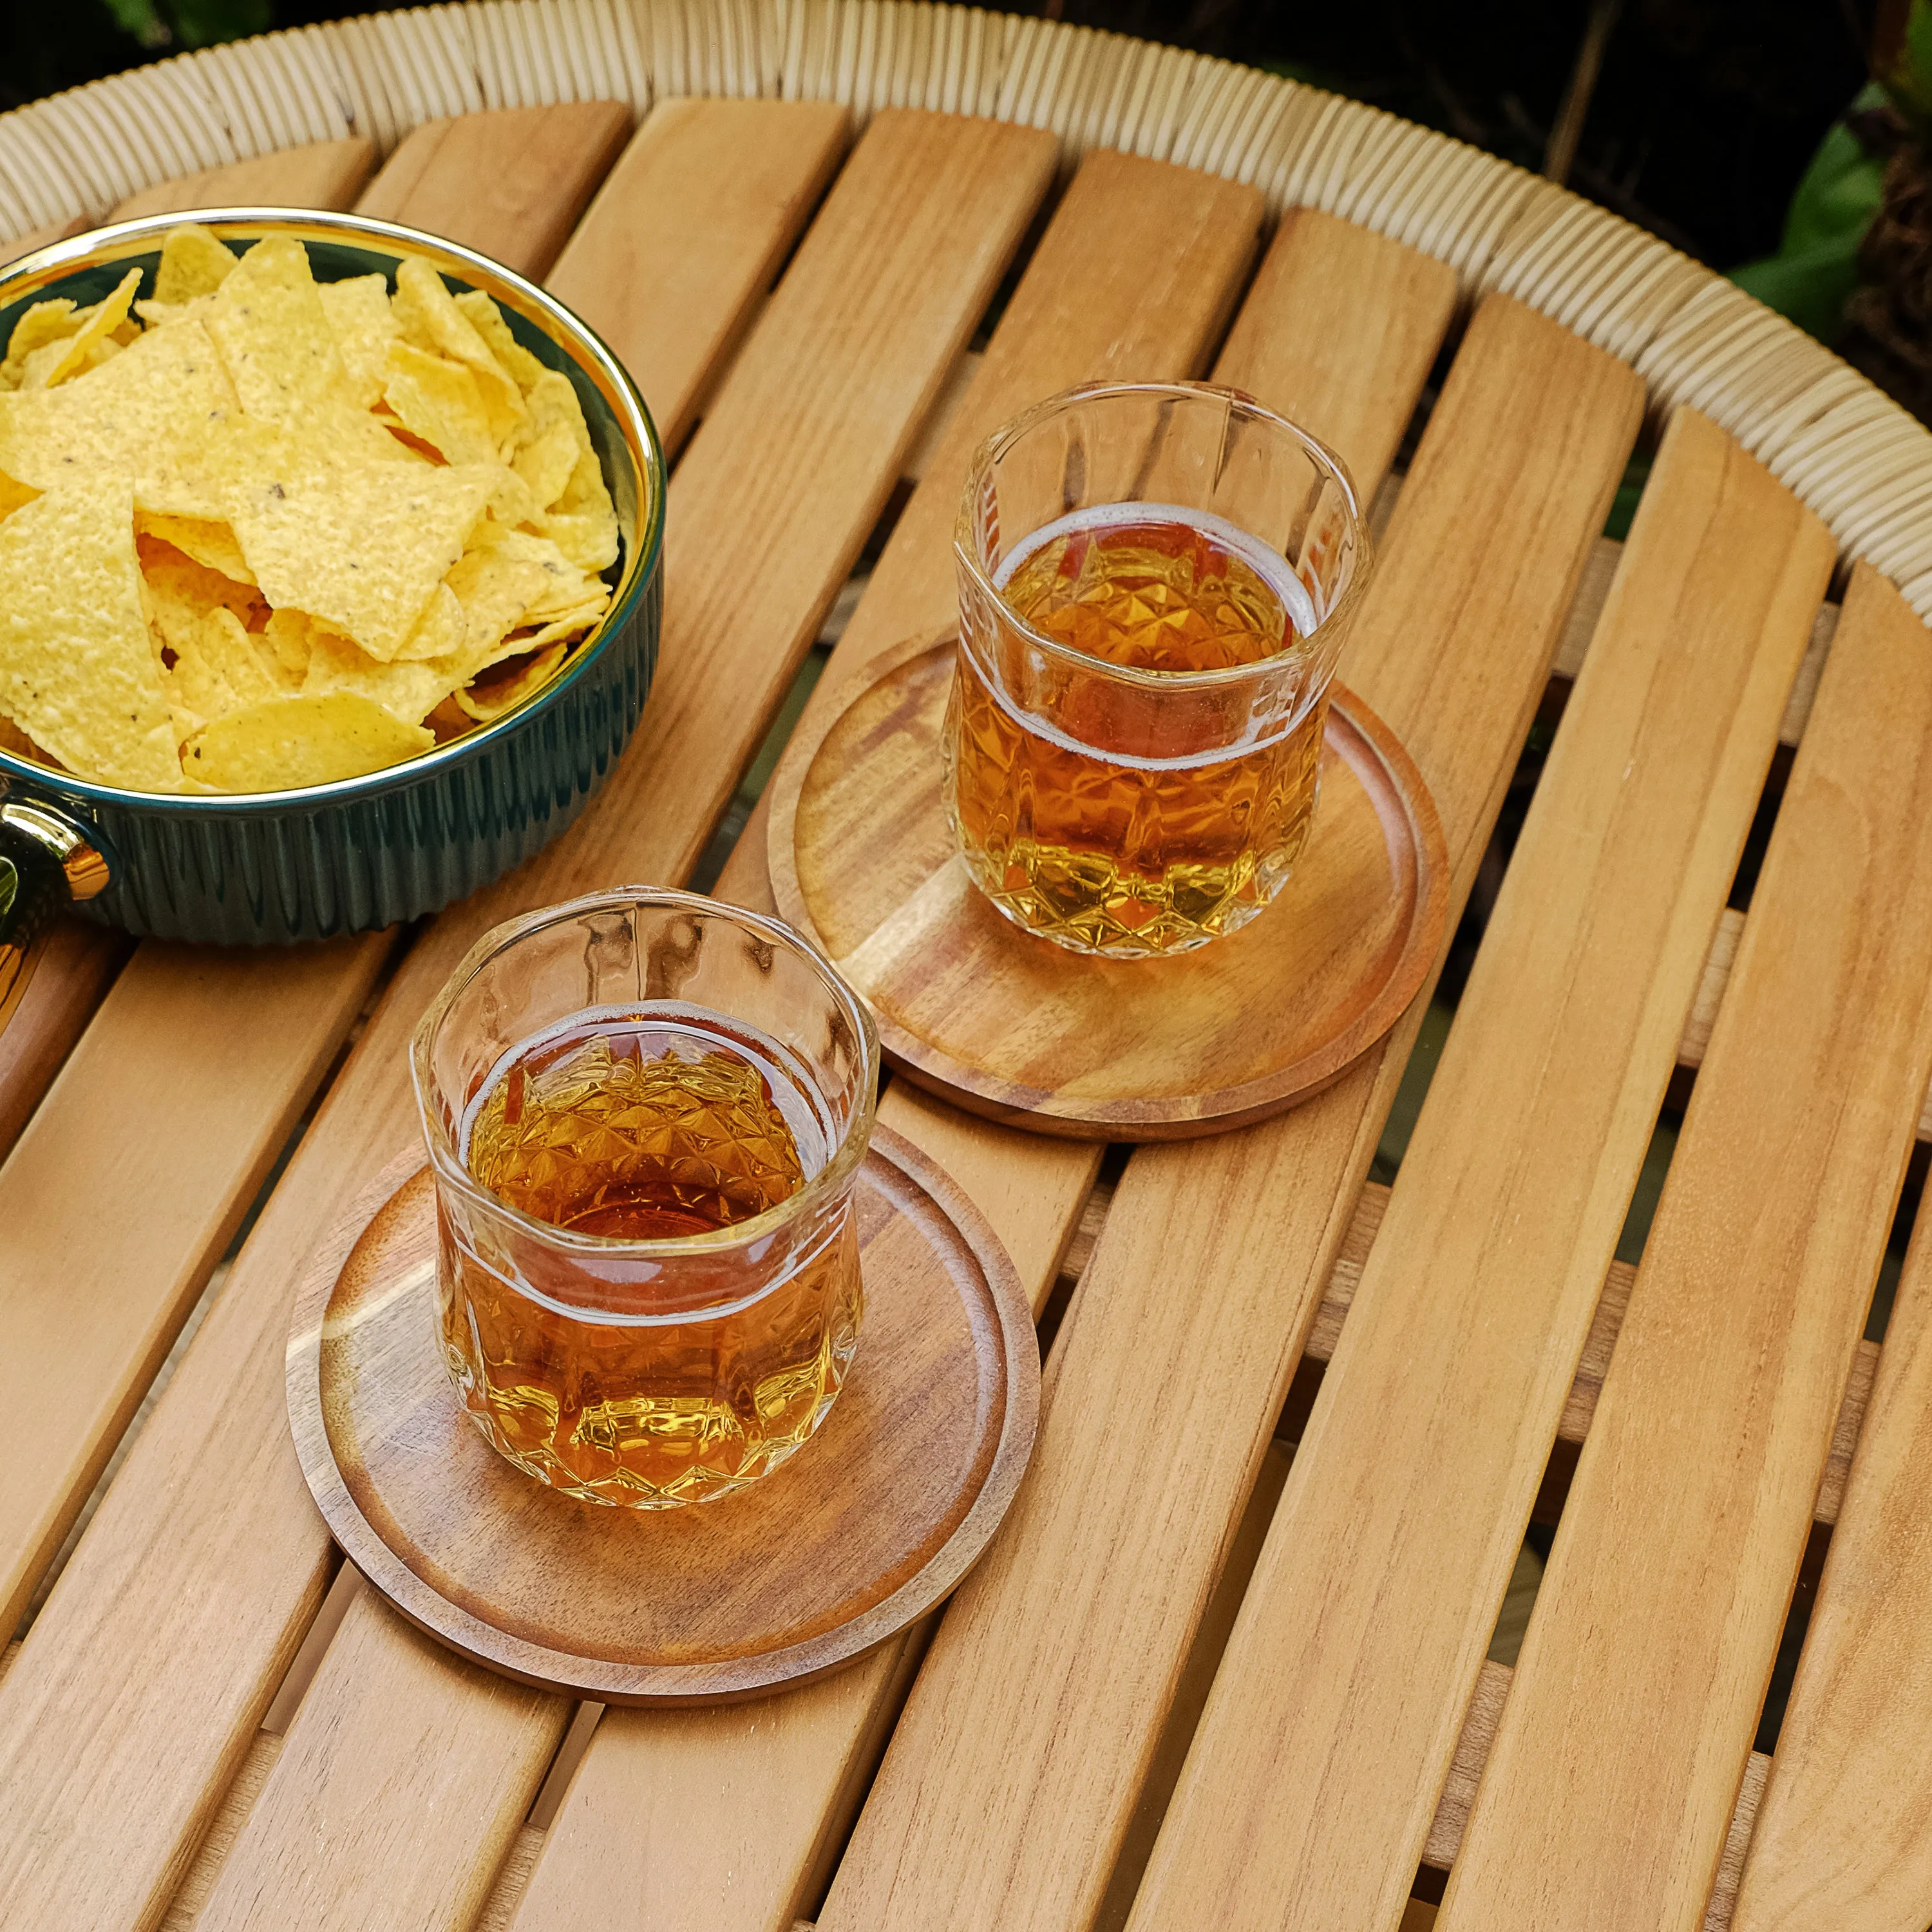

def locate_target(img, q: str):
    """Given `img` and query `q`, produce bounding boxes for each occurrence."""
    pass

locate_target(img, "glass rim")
[409,884,882,1263]
[954,378,1374,694]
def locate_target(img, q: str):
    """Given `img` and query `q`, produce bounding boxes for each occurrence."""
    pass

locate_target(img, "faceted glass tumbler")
[410,886,880,1508]
[947,381,1373,958]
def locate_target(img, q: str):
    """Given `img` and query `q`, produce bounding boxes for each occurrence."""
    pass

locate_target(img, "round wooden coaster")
[286,1126,1037,1706]
[766,630,1449,1139]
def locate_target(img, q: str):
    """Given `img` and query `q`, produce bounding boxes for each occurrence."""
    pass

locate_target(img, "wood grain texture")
[872,1084,1101,1315]
[509,141,1252,1932]
[547,98,849,455]
[770,643,1446,1135]
[1125,406,1825,1932]
[1728,1189,1932,1932]
[0,214,87,267]
[0,920,127,1162]
[1435,562,1932,1932]
[509,1632,927,1932]
[831,147,1267,673]
[0,934,393,1636]
[1705,1755,1772,1932]
[110,138,375,219]
[355,102,632,276]
[816,294,1640,1932]
[156,1732,283,1932]
[0,109,1053,1932]
[289,1136,1035,1703]
[194,1588,571,1932]
[1211,206,1459,503]
[1304,1185,1879,1530]
[1411,1658,1772,1900]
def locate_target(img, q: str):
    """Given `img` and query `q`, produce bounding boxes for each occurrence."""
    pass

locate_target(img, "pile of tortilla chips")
[0,223,619,793]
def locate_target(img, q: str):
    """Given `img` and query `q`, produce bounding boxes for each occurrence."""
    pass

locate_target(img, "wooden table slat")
[354,102,634,279]
[0,95,898,1932]
[1414,1654,1774,1922]
[545,97,849,457]
[1729,1144,1932,1930]
[1437,562,1932,1931]
[818,277,1618,1932]
[0,920,129,1164]
[194,1589,571,1932]
[1126,404,1826,1932]
[0,933,393,1636]
[490,140,1259,1932]
[827,147,1267,674]
[110,138,377,221]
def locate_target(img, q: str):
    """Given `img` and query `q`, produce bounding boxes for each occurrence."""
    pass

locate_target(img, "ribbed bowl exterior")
[0,210,666,947]
[24,573,661,944]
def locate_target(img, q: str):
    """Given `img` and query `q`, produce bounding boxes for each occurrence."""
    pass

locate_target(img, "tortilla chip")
[153,223,238,306]
[2,298,79,387]
[381,580,468,663]
[383,342,497,466]
[135,511,255,586]
[0,319,236,519]
[19,269,140,390]
[133,296,210,329]
[293,593,473,721]
[453,290,547,394]
[467,522,604,615]
[162,602,283,720]
[456,641,569,721]
[513,421,578,511]
[204,235,381,449]
[444,545,552,654]
[513,372,618,571]
[520,603,607,648]
[542,503,621,574]
[0,227,621,790]
[216,417,497,659]
[258,607,314,685]
[392,257,524,443]
[142,541,265,656]
[0,474,180,788]
[319,274,399,412]
[181,690,433,791]
[203,234,340,412]
[486,466,541,531]
[0,470,39,520]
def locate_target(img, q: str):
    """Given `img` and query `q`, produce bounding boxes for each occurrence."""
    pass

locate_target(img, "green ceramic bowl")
[0,208,665,949]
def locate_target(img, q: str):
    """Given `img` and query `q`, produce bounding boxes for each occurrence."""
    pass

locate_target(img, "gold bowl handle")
[0,797,111,1033]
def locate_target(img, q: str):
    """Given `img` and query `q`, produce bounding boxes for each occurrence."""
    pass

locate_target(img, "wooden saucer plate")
[286,1126,1037,1706]
[766,629,1449,1139]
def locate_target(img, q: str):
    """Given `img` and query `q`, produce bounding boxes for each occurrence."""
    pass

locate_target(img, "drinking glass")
[947,381,1372,958]
[410,886,879,1508]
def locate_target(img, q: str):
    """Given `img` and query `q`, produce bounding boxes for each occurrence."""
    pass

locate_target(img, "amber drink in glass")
[411,887,878,1508]
[948,381,1372,957]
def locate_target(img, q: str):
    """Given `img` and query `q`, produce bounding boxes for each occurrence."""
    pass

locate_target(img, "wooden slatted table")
[5,21,1932,1932]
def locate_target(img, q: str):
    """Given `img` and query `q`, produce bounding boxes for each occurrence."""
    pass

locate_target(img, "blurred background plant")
[6,0,1927,421]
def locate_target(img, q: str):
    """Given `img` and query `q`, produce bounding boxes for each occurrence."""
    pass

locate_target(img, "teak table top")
[3,88,1930,1932]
